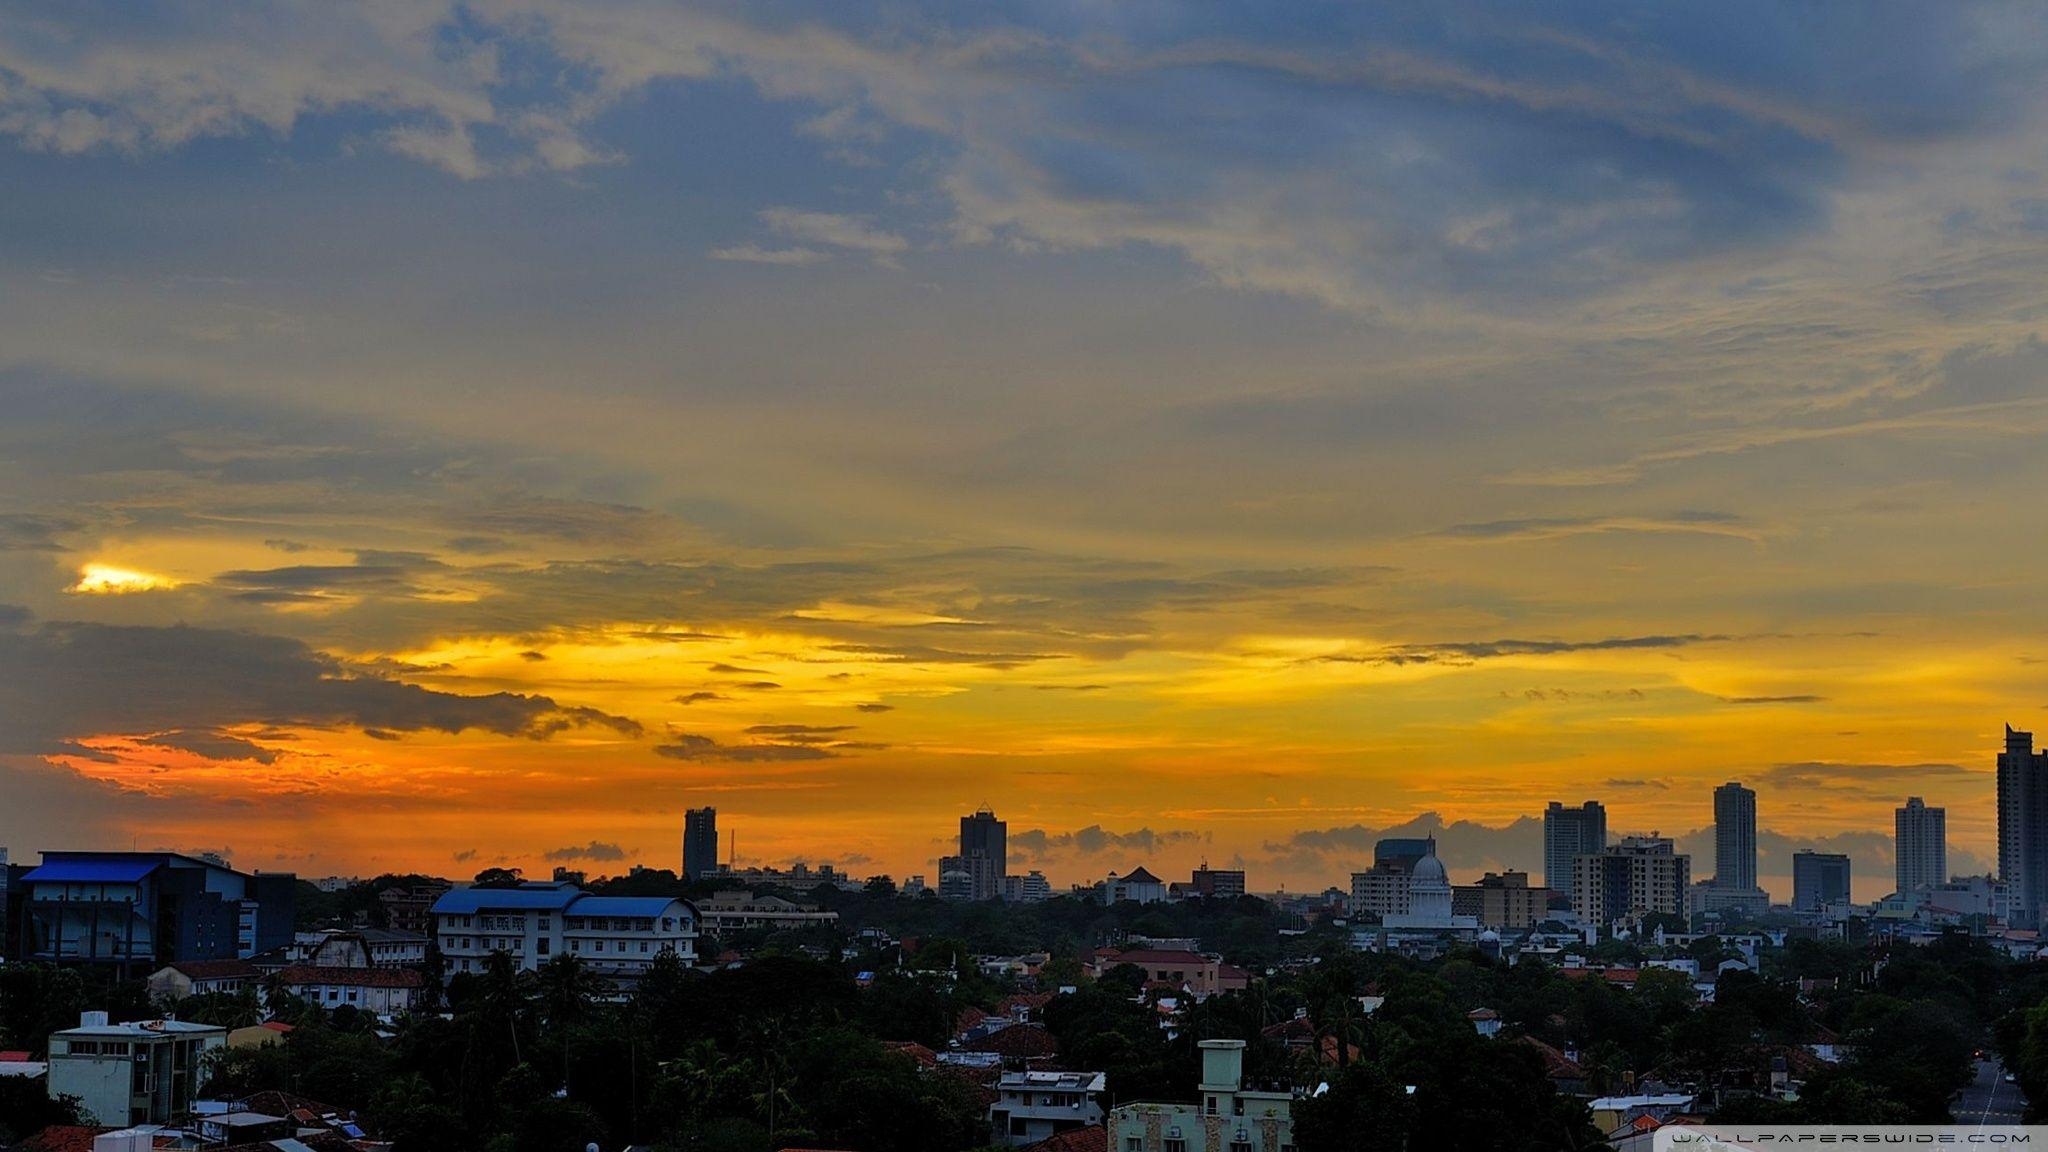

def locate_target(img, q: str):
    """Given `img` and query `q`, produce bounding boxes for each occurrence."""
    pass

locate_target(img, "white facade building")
[432,882,697,981]
[46,1013,226,1126]
[989,1070,1106,1146]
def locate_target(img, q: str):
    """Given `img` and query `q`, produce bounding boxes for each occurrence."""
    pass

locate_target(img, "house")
[298,926,429,968]
[1108,1040,1293,1152]
[1516,1036,1588,1097]
[432,882,697,982]
[1103,868,1167,905]
[989,1070,1106,1146]
[1468,1008,1502,1038]
[46,1011,227,1126]
[145,958,257,1003]
[227,1020,294,1049]
[1020,1125,1108,1152]
[1086,949,1244,997]
[275,964,425,1015]
[1589,1094,1698,1134]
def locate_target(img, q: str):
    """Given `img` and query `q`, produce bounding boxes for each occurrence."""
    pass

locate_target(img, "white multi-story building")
[1896,797,1948,893]
[695,891,840,934]
[46,1012,226,1126]
[1109,1040,1294,1152]
[989,1070,1106,1146]
[275,965,424,1015]
[432,882,697,982]
[1574,836,1692,928]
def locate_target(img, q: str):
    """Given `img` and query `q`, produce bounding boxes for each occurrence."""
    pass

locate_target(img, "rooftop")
[57,1018,226,1039]
[276,965,424,988]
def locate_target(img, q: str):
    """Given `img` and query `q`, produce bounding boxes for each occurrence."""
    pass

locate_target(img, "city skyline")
[4,5,2048,895]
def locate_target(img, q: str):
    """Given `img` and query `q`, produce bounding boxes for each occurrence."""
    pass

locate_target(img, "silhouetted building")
[959,808,1007,901]
[1999,725,2048,927]
[1544,801,1607,892]
[1452,870,1553,929]
[1791,851,1851,912]
[1713,782,1758,892]
[1187,865,1246,899]
[683,807,719,881]
[1896,796,1947,893]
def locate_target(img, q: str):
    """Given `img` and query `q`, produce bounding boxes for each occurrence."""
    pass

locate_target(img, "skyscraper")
[1571,835,1690,926]
[1713,782,1757,892]
[960,808,1007,901]
[683,807,719,881]
[1791,850,1850,912]
[1543,801,1607,892]
[1998,725,2048,927]
[1895,796,1947,894]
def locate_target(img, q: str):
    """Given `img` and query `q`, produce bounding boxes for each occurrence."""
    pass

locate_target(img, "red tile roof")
[276,965,423,988]
[963,1023,1058,1058]
[882,1040,939,1067]
[1020,1125,1108,1152]
[1517,1036,1584,1081]
[14,1127,116,1152]
[0,1049,32,1061]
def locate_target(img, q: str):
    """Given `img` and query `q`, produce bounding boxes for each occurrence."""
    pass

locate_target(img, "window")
[571,940,582,952]
[1230,1142,1253,1152]
[1205,1097,1217,1116]
[594,940,605,952]
[537,938,550,955]
[1166,1141,1187,1152]
[640,941,650,953]
[1233,1099,1245,1117]
[1125,1140,1142,1152]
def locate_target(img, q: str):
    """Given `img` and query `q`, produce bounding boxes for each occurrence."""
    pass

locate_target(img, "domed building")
[1381,846,1480,935]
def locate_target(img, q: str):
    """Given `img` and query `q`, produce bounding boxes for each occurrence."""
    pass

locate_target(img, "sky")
[3,3,2048,901]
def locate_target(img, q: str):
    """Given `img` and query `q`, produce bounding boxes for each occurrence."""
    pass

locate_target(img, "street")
[1954,1057,2028,1126]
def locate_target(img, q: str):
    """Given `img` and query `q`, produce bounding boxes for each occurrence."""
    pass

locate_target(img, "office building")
[433,881,697,982]
[1002,870,1054,903]
[989,1070,1105,1146]
[1572,835,1691,927]
[1452,870,1554,929]
[1896,797,1948,893]
[1713,782,1758,892]
[47,1011,227,1126]
[1374,836,1436,872]
[16,852,294,974]
[938,855,974,901]
[1791,851,1851,913]
[683,807,720,881]
[2001,725,2048,927]
[1188,865,1247,900]
[1544,802,1607,892]
[960,808,1007,901]
[1108,1040,1294,1152]
[1349,836,1439,920]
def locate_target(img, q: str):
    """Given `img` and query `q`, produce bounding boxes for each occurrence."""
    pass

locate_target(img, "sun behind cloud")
[69,562,179,595]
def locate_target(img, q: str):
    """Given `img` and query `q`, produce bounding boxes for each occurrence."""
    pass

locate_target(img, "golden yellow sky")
[3,2,2047,902]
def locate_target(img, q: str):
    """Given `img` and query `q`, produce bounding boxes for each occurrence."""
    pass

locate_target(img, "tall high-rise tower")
[683,807,719,881]
[1542,801,1607,892]
[959,808,1007,901]
[1999,726,2048,927]
[1895,796,1947,894]
[1713,782,1757,892]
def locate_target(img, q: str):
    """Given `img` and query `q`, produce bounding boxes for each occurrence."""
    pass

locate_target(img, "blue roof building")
[16,851,295,974]
[432,881,698,987]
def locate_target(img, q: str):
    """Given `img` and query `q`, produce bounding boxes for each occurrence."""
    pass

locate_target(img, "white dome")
[1409,854,1449,887]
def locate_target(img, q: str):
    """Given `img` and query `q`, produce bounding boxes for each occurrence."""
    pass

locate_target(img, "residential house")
[991,1071,1107,1146]
[275,965,425,1015]
[145,959,256,1003]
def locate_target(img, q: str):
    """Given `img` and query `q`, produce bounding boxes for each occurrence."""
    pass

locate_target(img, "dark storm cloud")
[0,620,641,755]
[136,728,282,764]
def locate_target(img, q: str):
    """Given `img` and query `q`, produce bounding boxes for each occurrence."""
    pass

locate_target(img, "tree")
[864,875,898,898]
[1294,1060,1415,1152]
[473,867,525,888]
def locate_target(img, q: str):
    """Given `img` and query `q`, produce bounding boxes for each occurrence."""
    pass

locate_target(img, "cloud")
[0,620,641,755]
[675,692,730,706]
[543,840,627,862]
[854,702,893,713]
[1317,634,1730,667]
[1429,512,1759,543]
[758,207,908,262]
[709,243,832,266]
[1722,694,1827,705]
[135,728,281,765]
[1756,761,1978,792]
[654,733,839,763]
[0,512,80,550]
[1009,824,1209,862]
[452,848,479,863]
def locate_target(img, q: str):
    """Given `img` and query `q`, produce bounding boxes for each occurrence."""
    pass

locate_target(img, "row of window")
[442,914,685,932]
[61,1040,132,1056]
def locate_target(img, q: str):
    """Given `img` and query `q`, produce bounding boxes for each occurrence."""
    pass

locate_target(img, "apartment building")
[46,1012,227,1126]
